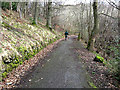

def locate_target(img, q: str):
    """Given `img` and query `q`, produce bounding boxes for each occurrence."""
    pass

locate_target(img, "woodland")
[0,0,120,88]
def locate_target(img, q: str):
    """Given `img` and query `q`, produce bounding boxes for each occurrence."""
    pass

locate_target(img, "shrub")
[12,2,18,11]
[78,33,80,41]
[29,17,33,21]
[32,20,36,25]
[53,38,57,42]
[1,2,9,10]
[107,45,120,80]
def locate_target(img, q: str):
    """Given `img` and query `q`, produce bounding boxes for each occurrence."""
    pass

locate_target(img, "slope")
[0,9,62,79]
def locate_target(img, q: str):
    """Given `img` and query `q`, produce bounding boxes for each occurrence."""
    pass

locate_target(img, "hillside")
[0,1,120,89]
[0,10,62,79]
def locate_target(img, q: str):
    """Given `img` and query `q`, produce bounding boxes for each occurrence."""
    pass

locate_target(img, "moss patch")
[96,55,104,62]
[88,82,97,88]
[1,10,62,80]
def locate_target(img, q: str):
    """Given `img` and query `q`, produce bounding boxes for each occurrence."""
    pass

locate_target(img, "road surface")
[18,37,90,88]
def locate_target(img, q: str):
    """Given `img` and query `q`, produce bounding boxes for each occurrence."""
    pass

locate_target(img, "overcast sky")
[1,0,119,5]
[62,0,119,5]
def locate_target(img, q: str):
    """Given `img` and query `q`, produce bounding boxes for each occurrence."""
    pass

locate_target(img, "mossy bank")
[0,10,62,80]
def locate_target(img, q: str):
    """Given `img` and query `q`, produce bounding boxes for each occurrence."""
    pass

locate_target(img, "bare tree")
[0,1,2,24]
[118,1,120,37]
[87,0,99,51]
[88,0,92,43]
[33,1,38,24]
[9,2,12,10]
[44,0,47,19]
[118,1,120,60]
[106,0,120,10]
[46,0,52,30]
[17,2,22,19]
[23,2,27,18]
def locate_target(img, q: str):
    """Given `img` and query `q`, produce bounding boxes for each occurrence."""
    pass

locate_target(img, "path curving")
[18,36,90,88]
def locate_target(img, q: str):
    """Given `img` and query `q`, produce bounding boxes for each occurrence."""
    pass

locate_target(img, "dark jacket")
[65,31,69,36]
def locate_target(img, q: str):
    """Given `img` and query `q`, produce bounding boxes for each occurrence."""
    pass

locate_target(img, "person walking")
[64,31,69,40]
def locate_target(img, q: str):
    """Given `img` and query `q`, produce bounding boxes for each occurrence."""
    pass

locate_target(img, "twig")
[99,13,118,19]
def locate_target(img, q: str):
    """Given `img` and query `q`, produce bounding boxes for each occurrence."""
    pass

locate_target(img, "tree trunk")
[19,8,22,19]
[0,2,2,77]
[18,2,22,19]
[88,1,92,43]
[17,2,19,12]
[44,0,47,19]
[87,0,99,51]
[46,0,52,30]
[78,32,81,41]
[81,12,83,39]
[80,4,84,40]
[24,2,27,18]
[118,1,120,38]
[0,2,1,30]
[118,1,120,58]
[9,2,12,10]
[33,2,38,25]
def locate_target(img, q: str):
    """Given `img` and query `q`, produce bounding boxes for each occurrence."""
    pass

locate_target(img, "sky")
[1,0,119,5]
[62,0,119,5]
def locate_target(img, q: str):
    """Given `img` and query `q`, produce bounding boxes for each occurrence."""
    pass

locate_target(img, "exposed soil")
[71,37,120,88]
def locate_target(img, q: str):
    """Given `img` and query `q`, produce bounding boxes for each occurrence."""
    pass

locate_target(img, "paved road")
[19,37,90,88]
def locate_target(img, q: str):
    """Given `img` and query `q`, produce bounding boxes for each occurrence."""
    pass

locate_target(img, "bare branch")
[99,13,118,19]
[106,0,120,10]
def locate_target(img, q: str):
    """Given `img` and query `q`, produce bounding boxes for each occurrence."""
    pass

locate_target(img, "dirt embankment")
[72,38,120,88]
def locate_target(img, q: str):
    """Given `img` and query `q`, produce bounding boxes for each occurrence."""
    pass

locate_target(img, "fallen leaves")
[1,38,64,89]
[75,42,118,88]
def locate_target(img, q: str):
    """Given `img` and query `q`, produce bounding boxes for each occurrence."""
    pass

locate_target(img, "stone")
[29,79,31,82]
[6,82,12,85]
